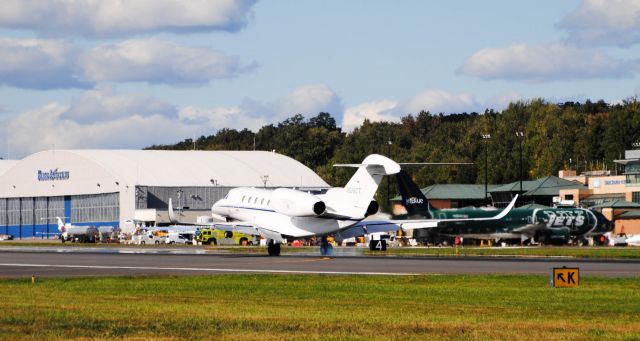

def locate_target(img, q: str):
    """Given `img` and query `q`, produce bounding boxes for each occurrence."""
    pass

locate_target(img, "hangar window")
[72,193,119,223]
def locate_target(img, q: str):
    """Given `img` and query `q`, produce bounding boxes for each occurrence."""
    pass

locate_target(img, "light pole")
[515,131,524,194]
[176,189,183,210]
[386,140,392,210]
[481,134,491,202]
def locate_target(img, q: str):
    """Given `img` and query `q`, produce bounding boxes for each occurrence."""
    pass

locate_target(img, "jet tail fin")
[396,170,437,218]
[56,217,65,232]
[330,154,400,217]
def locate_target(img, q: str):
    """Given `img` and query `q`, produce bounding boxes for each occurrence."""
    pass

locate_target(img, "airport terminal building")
[0,150,329,238]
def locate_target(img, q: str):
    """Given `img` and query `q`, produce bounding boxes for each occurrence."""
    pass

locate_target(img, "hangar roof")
[1,150,329,192]
[61,150,329,187]
[591,199,640,209]
[490,176,586,196]
[616,210,640,219]
[0,160,18,176]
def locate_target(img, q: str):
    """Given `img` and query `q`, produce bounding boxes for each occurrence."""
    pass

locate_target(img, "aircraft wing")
[336,220,404,239]
[395,194,518,230]
[512,223,548,236]
[342,195,518,234]
[210,223,285,243]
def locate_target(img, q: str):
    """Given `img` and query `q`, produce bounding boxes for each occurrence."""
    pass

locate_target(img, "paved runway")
[0,248,638,277]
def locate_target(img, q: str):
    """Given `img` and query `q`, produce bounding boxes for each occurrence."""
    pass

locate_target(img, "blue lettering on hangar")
[37,169,70,181]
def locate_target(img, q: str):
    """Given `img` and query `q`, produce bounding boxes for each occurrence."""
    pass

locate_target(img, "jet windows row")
[241,196,270,206]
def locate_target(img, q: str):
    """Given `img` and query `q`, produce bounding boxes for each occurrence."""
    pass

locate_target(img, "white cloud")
[460,43,636,82]
[485,91,524,111]
[0,38,88,89]
[4,98,199,157]
[1,88,198,156]
[342,100,400,132]
[277,83,344,121]
[64,87,175,123]
[0,38,253,89]
[0,0,257,38]
[178,83,343,130]
[178,105,267,132]
[404,90,478,114]
[342,90,485,132]
[1,84,344,157]
[80,39,254,85]
[558,0,640,47]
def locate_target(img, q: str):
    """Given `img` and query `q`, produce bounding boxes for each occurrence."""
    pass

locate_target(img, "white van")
[132,233,165,245]
[165,232,193,245]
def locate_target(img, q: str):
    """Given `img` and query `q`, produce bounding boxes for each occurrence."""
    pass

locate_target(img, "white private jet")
[169,154,517,256]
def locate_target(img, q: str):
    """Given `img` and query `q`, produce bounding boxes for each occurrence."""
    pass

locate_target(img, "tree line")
[147,99,640,211]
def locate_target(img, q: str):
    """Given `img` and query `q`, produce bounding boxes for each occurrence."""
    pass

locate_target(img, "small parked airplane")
[56,217,98,243]
[170,154,516,256]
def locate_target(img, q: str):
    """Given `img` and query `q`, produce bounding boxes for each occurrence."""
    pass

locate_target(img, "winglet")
[168,197,177,223]
[492,194,518,220]
[334,154,401,175]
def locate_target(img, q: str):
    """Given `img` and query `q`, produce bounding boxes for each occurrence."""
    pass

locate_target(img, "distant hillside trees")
[147,99,640,211]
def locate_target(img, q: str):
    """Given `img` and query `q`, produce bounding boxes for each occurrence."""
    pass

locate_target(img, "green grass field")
[1,274,638,340]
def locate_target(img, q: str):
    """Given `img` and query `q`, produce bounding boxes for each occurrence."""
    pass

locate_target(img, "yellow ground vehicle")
[195,228,252,246]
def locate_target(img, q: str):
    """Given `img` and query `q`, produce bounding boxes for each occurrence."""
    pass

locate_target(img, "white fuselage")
[211,188,359,237]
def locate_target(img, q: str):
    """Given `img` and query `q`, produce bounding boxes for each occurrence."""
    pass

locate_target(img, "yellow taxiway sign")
[551,267,579,288]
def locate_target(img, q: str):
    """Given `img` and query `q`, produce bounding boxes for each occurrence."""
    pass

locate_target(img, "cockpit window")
[241,195,245,203]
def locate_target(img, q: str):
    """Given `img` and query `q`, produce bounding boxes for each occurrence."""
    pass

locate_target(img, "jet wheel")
[267,242,281,256]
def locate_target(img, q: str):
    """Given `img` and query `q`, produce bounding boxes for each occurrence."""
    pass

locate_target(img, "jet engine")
[271,188,326,217]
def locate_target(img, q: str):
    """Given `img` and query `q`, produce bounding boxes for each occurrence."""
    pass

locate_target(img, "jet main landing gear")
[267,240,281,256]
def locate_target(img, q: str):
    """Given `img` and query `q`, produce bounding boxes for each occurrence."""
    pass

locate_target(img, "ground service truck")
[195,228,252,246]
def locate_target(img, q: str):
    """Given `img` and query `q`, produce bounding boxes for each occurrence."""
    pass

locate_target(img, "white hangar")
[0,150,329,238]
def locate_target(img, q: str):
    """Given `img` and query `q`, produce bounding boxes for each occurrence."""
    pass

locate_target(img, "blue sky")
[1,0,639,158]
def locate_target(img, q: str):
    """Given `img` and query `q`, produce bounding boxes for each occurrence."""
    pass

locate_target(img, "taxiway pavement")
[0,248,638,277]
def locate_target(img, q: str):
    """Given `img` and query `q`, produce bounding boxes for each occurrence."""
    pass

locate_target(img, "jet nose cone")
[211,200,224,213]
